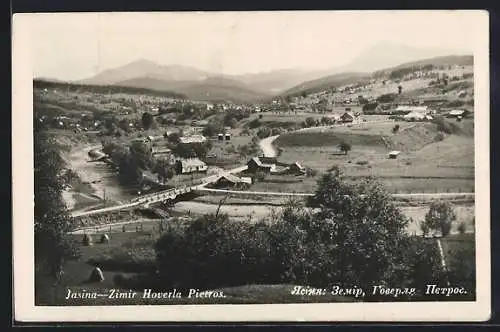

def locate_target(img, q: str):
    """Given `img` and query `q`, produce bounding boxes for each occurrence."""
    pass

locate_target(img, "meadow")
[273,120,474,193]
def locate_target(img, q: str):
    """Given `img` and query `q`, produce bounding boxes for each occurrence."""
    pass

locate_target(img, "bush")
[155,214,277,290]
[305,167,318,177]
[457,222,467,234]
[355,160,369,165]
[392,124,400,134]
[421,201,457,237]
[434,132,445,141]
[248,118,261,129]
[433,116,453,134]
[87,247,157,273]
[253,170,267,182]
[256,127,272,139]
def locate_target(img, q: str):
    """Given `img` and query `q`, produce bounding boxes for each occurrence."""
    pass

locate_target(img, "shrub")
[155,214,277,290]
[338,141,352,155]
[392,124,400,134]
[422,201,457,237]
[305,167,318,177]
[457,222,467,234]
[433,116,453,134]
[253,170,267,182]
[256,127,272,139]
[434,132,445,141]
[355,160,369,165]
[248,118,261,129]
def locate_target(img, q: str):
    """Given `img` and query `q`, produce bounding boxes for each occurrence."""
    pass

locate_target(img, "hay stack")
[88,267,105,282]
[82,233,93,246]
[100,233,110,244]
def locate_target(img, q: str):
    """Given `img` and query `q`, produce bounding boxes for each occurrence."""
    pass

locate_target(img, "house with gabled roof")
[175,158,208,174]
[246,157,276,173]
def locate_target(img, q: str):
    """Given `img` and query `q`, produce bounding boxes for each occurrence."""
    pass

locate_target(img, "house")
[447,109,470,118]
[260,156,278,165]
[388,151,401,159]
[179,135,207,144]
[340,112,355,123]
[403,111,426,121]
[210,173,252,189]
[246,157,276,173]
[175,158,208,174]
[287,162,306,175]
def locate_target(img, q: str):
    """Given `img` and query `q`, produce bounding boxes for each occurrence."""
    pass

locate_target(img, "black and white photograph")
[13,10,490,322]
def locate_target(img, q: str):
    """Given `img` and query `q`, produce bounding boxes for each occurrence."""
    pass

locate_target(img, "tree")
[118,119,131,132]
[304,117,316,128]
[118,153,143,186]
[392,124,400,134]
[167,132,181,145]
[172,142,212,159]
[398,85,403,95]
[154,159,175,184]
[292,172,419,289]
[421,201,456,237]
[141,112,155,130]
[202,122,223,137]
[34,119,78,298]
[376,93,397,103]
[130,141,154,170]
[338,141,351,155]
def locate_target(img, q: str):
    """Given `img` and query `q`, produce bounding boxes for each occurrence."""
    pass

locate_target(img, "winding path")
[258,135,279,157]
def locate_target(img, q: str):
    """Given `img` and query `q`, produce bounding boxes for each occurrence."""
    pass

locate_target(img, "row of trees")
[34,119,79,303]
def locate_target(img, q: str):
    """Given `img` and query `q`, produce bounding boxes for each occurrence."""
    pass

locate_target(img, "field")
[273,119,474,193]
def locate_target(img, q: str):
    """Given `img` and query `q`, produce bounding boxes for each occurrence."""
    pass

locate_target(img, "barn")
[340,112,355,123]
[246,157,276,173]
[210,173,252,189]
[175,158,208,174]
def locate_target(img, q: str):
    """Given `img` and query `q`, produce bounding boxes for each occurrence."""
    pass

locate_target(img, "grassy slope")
[273,120,474,193]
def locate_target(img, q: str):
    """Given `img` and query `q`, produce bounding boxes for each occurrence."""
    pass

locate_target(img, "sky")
[17,10,486,81]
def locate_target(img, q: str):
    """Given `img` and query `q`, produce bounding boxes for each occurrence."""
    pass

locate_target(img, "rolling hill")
[113,76,269,103]
[78,59,212,85]
[78,60,269,103]
[373,55,474,77]
[282,72,371,97]
[282,53,473,98]
[33,79,187,99]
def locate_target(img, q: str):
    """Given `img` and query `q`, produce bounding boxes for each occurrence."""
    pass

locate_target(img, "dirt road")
[259,135,279,157]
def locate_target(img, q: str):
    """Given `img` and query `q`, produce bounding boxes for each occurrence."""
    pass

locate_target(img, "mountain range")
[41,43,472,103]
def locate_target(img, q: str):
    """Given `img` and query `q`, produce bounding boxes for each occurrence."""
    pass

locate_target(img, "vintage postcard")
[13,10,490,322]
